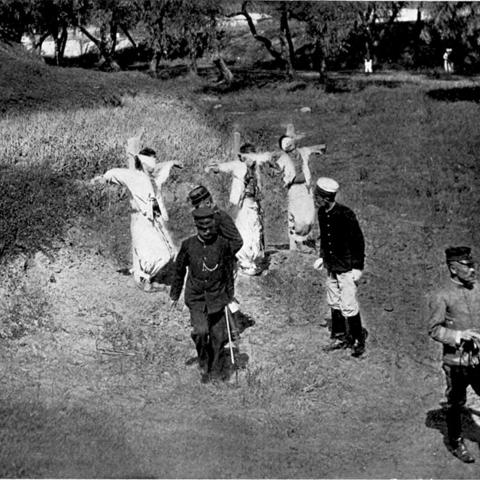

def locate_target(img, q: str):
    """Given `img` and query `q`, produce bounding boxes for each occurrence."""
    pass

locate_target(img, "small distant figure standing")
[206,143,272,276]
[364,55,373,74]
[170,207,236,383]
[428,246,480,463]
[443,48,453,73]
[275,135,326,254]
[313,177,367,357]
[91,147,181,292]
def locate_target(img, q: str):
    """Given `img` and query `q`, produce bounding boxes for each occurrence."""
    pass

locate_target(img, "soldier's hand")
[313,258,324,270]
[352,269,363,282]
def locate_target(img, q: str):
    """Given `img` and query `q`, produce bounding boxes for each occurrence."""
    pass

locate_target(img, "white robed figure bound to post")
[206,143,272,276]
[91,145,181,292]
[274,134,326,254]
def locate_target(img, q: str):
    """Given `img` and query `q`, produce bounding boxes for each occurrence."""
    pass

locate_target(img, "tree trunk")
[413,7,423,68]
[314,37,327,84]
[280,5,297,75]
[213,57,234,84]
[241,1,285,70]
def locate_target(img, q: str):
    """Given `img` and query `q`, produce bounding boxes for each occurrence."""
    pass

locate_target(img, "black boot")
[324,310,352,352]
[330,309,347,339]
[450,437,475,463]
[348,313,368,357]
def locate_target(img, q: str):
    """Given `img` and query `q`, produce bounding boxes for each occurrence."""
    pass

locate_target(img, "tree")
[0,0,36,43]
[350,1,406,68]
[423,2,480,73]
[290,2,358,82]
[73,0,141,70]
[240,1,296,77]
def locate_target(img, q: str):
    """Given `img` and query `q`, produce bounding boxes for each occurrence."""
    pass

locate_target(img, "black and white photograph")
[1,0,480,477]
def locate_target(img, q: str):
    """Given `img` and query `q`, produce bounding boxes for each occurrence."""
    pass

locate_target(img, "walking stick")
[225,306,235,365]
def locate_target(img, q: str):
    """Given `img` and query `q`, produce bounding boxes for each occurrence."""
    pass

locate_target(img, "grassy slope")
[2,40,480,478]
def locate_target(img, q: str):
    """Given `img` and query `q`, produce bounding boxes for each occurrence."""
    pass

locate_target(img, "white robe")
[216,160,265,275]
[276,147,317,247]
[103,164,177,284]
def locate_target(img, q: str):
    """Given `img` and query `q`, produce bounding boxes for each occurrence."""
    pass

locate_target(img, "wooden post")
[126,136,141,169]
[286,123,295,137]
[233,131,241,159]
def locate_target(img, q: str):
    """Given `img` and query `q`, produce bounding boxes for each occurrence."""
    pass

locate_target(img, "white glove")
[352,269,363,282]
[313,258,324,270]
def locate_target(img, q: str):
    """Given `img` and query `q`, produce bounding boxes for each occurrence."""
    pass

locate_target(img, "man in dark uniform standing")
[313,177,367,357]
[428,246,480,463]
[170,207,235,383]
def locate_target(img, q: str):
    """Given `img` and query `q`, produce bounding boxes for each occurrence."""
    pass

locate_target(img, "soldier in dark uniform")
[313,177,367,357]
[170,207,235,383]
[428,246,480,463]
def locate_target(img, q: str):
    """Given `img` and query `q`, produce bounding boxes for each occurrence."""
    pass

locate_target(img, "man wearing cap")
[188,185,243,256]
[428,246,480,463]
[275,135,326,254]
[170,207,235,383]
[314,177,367,357]
[91,147,180,292]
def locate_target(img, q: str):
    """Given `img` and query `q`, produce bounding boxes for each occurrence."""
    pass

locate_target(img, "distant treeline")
[2,1,480,78]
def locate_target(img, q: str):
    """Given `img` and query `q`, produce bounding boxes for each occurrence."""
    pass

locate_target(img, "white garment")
[103,165,176,283]
[215,160,265,274]
[235,197,264,275]
[276,147,320,248]
[288,183,315,244]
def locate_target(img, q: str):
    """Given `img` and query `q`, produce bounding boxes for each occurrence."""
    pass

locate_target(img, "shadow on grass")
[0,162,127,263]
[425,407,480,459]
[0,399,154,478]
[426,86,480,102]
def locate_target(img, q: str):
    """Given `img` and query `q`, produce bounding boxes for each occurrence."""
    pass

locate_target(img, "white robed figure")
[275,135,326,253]
[207,144,272,276]
[91,147,181,292]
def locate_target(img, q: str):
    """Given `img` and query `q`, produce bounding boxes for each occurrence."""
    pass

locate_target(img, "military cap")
[445,246,473,263]
[315,177,339,200]
[193,207,215,227]
[188,185,211,207]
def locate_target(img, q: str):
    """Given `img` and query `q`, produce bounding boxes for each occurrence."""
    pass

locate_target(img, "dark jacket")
[317,202,365,274]
[170,234,235,314]
[214,207,243,256]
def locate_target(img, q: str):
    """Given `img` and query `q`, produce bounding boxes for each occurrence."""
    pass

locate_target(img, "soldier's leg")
[326,271,344,338]
[443,365,474,462]
[323,272,350,352]
[338,271,367,356]
[190,308,210,379]
[209,310,229,380]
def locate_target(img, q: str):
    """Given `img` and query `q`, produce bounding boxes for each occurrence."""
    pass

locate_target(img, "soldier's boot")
[348,313,368,357]
[323,310,351,352]
[451,438,475,463]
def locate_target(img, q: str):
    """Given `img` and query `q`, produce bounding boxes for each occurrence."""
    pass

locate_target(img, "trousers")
[190,307,228,376]
[326,270,360,317]
[443,364,480,440]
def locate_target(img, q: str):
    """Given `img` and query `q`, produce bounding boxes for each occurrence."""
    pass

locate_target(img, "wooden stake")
[126,137,141,169]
